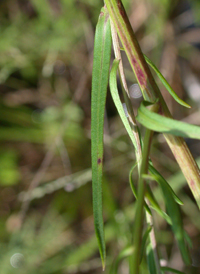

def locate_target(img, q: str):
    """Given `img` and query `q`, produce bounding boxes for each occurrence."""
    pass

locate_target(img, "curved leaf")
[144,55,191,109]
[149,165,191,264]
[147,165,183,205]
[137,101,200,140]
[129,163,172,223]
[109,59,139,152]
[129,163,151,215]
[161,266,186,274]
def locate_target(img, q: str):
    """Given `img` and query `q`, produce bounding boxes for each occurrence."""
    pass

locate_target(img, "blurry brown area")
[0,0,200,273]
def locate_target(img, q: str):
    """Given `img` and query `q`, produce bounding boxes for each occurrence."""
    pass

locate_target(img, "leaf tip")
[182,102,191,109]
[101,258,106,271]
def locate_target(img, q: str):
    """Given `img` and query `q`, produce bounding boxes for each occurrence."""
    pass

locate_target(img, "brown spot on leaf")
[98,158,102,164]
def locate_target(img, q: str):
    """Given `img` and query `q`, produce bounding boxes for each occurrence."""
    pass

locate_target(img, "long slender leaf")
[131,128,154,274]
[109,246,134,274]
[140,225,152,263]
[146,243,158,274]
[145,184,172,224]
[144,55,191,109]
[109,67,172,224]
[129,163,151,215]
[91,6,112,270]
[118,51,190,108]
[146,165,183,205]
[137,101,200,140]
[161,266,186,274]
[149,165,191,264]
[129,162,172,224]
[109,59,139,152]
[109,226,152,274]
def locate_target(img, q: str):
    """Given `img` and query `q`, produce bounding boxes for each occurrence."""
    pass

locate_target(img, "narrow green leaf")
[129,163,152,215]
[144,55,191,109]
[147,165,183,205]
[91,6,112,270]
[129,164,171,223]
[110,246,134,274]
[161,266,186,274]
[184,231,193,248]
[110,226,151,273]
[145,184,172,225]
[131,128,153,274]
[140,225,152,263]
[109,59,139,152]
[146,243,158,274]
[137,101,200,140]
[149,165,191,264]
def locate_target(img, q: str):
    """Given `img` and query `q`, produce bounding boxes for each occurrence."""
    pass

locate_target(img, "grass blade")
[129,163,172,223]
[109,59,139,152]
[137,101,200,140]
[149,165,191,264]
[140,225,152,263]
[109,226,152,273]
[131,128,155,274]
[145,184,172,224]
[147,165,183,205]
[144,55,191,109]
[129,164,171,223]
[91,5,112,270]
[146,243,158,274]
[109,246,134,274]
[161,266,186,274]
[129,163,152,215]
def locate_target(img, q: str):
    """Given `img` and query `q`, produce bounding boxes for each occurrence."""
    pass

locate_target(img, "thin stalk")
[130,128,154,274]
[104,0,200,208]
[130,102,159,274]
[110,23,162,272]
[146,201,162,274]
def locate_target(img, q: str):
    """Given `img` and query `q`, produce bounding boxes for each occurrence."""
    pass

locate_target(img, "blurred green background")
[0,0,200,273]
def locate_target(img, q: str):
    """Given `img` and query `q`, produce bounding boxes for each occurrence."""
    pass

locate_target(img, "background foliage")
[0,0,200,273]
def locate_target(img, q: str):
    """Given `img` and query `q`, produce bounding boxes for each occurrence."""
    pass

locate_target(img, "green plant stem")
[131,128,154,274]
[145,202,161,274]
[104,0,200,208]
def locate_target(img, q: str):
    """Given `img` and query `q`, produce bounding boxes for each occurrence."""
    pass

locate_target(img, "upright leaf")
[91,6,112,270]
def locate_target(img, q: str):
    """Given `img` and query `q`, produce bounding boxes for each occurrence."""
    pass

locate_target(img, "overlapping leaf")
[109,59,139,152]
[149,165,191,264]
[137,101,200,140]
